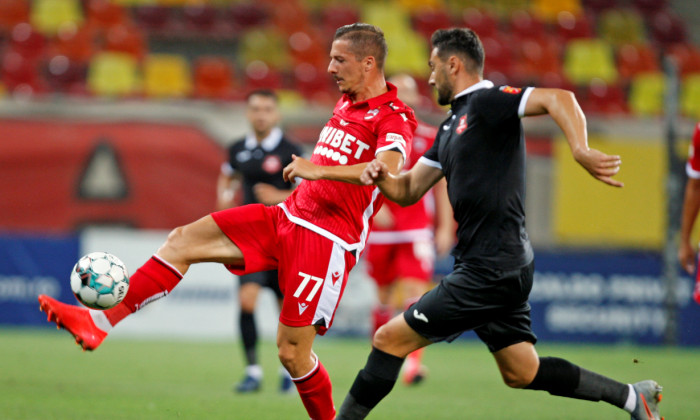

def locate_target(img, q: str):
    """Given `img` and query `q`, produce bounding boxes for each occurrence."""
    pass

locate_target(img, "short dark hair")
[334,23,387,71]
[246,89,278,103]
[431,28,484,76]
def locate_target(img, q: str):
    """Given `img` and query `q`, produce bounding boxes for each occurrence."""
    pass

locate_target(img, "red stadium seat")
[411,7,453,41]
[480,34,514,85]
[104,24,146,60]
[44,54,88,95]
[616,43,660,80]
[293,62,335,105]
[508,10,547,43]
[244,60,284,93]
[631,0,668,17]
[9,22,47,61]
[318,4,359,38]
[225,2,269,31]
[52,24,96,62]
[514,37,563,86]
[132,5,177,36]
[647,10,688,46]
[582,81,629,115]
[1,49,45,96]
[461,8,498,38]
[555,11,594,42]
[85,0,128,30]
[581,0,618,14]
[0,0,29,31]
[667,43,700,76]
[193,56,238,100]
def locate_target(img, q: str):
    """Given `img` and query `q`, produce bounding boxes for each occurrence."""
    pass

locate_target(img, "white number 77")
[293,272,325,302]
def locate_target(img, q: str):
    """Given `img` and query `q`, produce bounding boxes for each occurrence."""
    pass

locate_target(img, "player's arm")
[282,150,404,185]
[362,159,444,207]
[432,177,455,257]
[216,171,241,210]
[680,176,700,274]
[524,88,623,188]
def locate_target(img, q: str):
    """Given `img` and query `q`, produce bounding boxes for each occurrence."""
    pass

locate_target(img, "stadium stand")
[0,0,697,120]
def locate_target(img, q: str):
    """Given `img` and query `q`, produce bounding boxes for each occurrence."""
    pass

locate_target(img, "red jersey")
[687,122,700,179]
[280,83,417,252]
[369,119,439,244]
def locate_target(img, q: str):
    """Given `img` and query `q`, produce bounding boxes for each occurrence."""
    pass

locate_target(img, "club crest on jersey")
[499,85,522,94]
[456,115,468,134]
[364,108,380,120]
[262,155,282,174]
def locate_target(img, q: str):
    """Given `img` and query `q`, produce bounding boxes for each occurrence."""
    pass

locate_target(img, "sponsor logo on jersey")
[313,125,371,165]
[499,85,522,94]
[261,155,282,174]
[298,302,309,314]
[386,133,406,148]
[339,119,349,126]
[389,102,401,111]
[364,108,380,120]
[456,115,468,134]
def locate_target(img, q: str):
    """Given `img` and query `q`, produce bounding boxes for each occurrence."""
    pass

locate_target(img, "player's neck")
[452,74,483,99]
[349,77,388,103]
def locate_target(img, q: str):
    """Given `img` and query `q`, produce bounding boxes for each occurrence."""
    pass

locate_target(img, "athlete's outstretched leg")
[39,215,244,350]
[495,341,662,419]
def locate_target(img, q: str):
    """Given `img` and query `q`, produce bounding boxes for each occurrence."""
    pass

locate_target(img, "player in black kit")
[216,89,302,393]
[336,28,662,420]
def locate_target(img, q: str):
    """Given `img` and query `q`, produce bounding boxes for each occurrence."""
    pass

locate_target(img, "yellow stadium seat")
[628,72,666,117]
[31,0,84,36]
[87,52,140,97]
[681,73,700,120]
[238,27,291,71]
[598,9,646,46]
[142,54,192,99]
[563,39,618,85]
[531,0,582,22]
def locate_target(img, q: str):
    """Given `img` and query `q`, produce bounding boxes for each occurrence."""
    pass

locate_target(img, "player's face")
[429,47,454,106]
[328,39,366,96]
[246,95,279,138]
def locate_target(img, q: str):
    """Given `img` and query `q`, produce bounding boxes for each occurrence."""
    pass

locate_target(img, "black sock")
[525,357,629,408]
[239,311,257,366]
[336,347,405,419]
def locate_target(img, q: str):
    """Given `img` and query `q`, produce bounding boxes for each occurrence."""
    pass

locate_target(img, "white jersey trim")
[518,87,535,118]
[376,143,407,163]
[367,228,433,244]
[687,161,700,179]
[418,156,442,170]
[277,197,379,254]
[312,242,346,330]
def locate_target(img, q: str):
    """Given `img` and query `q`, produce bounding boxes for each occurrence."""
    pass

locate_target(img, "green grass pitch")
[1,328,698,419]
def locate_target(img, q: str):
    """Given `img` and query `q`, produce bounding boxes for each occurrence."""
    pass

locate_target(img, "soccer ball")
[70,252,129,310]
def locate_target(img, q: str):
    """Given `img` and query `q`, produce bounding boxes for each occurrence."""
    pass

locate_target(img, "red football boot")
[38,295,107,351]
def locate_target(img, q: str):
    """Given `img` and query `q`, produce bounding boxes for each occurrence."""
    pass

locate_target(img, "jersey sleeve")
[419,131,442,170]
[477,86,533,125]
[375,111,417,163]
[687,123,700,179]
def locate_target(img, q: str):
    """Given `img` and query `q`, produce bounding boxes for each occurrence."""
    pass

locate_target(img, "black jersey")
[421,80,534,270]
[224,128,302,205]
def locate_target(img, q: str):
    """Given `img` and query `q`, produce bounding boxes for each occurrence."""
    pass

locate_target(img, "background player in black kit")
[216,89,302,393]
[336,28,663,420]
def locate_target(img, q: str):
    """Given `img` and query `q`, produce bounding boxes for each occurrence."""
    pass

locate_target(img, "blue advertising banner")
[528,250,698,346]
[0,233,79,326]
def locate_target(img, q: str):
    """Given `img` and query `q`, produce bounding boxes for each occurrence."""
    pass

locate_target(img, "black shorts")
[404,260,537,352]
[238,270,284,300]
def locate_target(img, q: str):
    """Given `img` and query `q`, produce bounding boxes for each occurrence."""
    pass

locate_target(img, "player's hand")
[679,241,696,274]
[573,147,624,188]
[283,155,321,183]
[361,159,389,185]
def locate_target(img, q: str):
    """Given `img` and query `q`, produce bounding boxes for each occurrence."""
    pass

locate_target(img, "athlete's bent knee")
[501,371,533,389]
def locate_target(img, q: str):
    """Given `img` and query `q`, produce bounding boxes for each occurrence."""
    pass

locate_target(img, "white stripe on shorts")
[313,242,346,328]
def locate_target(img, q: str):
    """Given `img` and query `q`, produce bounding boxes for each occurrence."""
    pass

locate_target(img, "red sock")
[371,305,393,336]
[104,255,183,326]
[293,359,335,420]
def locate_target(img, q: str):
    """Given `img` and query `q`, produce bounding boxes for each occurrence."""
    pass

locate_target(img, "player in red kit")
[679,121,700,304]
[37,23,415,420]
[363,73,455,385]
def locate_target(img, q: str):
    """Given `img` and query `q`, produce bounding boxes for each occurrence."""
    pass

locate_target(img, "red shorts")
[364,239,434,287]
[211,204,356,334]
